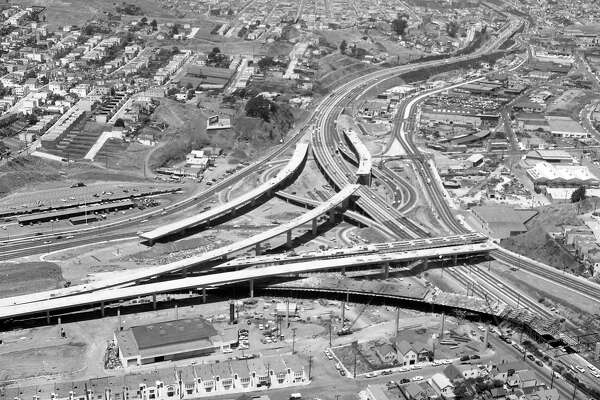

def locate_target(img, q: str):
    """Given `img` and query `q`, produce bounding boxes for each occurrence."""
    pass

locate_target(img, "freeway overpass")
[0,240,495,323]
[274,191,396,237]
[342,128,372,186]
[0,184,361,308]
[213,232,489,270]
[139,143,310,243]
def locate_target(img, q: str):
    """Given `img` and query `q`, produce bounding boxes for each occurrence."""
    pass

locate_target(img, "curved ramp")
[0,185,361,308]
[139,143,309,242]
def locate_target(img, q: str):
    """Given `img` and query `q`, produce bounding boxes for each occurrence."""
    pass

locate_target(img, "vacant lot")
[0,262,64,299]
[0,343,87,381]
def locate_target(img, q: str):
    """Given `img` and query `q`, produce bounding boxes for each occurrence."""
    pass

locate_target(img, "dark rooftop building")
[115,317,237,367]
[177,65,234,89]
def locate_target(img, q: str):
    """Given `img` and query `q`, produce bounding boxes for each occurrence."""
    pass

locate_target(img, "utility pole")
[308,353,312,380]
[353,351,357,378]
[328,322,332,348]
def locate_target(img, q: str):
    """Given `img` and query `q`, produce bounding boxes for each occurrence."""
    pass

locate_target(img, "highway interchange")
[0,15,599,399]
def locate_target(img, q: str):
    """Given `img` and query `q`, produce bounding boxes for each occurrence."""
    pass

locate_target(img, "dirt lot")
[0,343,87,381]
[0,262,64,299]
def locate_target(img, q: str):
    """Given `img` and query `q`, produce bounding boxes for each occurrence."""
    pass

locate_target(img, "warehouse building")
[471,206,537,240]
[115,317,237,367]
[525,149,574,164]
[527,162,599,187]
[177,65,234,90]
[17,200,136,225]
[546,116,589,138]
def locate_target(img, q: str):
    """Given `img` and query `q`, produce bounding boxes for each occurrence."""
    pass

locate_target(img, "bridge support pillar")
[249,279,254,298]
[452,254,458,266]
[255,243,262,256]
[202,287,206,303]
[328,210,335,223]
[342,197,350,209]
[423,258,429,269]
[152,294,157,310]
[312,218,318,235]
[101,301,105,317]
[46,311,50,325]
[286,230,292,248]
[382,262,390,279]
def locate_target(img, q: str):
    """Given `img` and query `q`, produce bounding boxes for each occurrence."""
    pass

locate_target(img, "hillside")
[501,201,594,274]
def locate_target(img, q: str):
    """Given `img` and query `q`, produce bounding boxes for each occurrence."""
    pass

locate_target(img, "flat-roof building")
[546,116,589,138]
[17,200,135,225]
[115,317,236,367]
[525,149,574,164]
[472,206,537,240]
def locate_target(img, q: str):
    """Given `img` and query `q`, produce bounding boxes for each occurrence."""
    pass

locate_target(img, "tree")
[114,118,125,128]
[245,95,274,122]
[339,39,347,54]
[257,56,275,71]
[571,185,586,203]
[209,47,221,59]
[447,20,460,38]
[26,114,38,125]
[140,16,147,25]
[391,13,409,36]
[150,19,157,30]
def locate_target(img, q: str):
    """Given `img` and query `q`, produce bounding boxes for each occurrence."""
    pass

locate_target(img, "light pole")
[292,327,297,354]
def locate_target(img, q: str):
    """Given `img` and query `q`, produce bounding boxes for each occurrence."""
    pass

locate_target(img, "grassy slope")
[501,201,591,273]
[0,261,65,298]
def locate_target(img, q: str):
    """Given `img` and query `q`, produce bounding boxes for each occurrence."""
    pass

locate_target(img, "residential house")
[402,381,440,400]
[375,343,398,365]
[395,340,418,366]
[430,373,454,398]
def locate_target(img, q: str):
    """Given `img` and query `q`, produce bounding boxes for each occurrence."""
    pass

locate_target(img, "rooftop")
[545,116,587,135]
[130,317,218,350]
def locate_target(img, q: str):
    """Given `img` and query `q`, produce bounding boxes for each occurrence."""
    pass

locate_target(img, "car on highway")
[43,240,52,244]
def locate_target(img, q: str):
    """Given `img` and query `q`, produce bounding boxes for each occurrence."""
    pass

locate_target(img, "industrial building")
[115,317,237,367]
[525,149,574,164]
[545,116,589,138]
[177,65,234,89]
[526,162,599,186]
[471,206,537,240]
[17,200,136,225]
